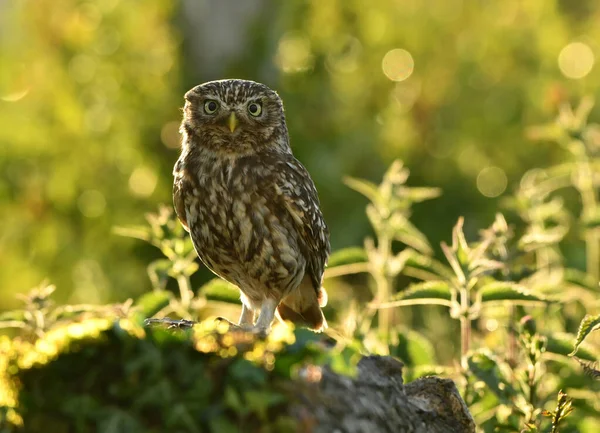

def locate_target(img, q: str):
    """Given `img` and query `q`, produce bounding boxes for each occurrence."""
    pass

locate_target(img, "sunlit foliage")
[2,1,600,432]
[0,0,180,307]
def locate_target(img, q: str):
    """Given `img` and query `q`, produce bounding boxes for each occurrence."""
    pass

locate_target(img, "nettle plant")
[2,99,596,432]
[322,98,600,432]
[330,170,599,431]
[526,96,600,281]
[114,205,243,321]
[341,161,441,335]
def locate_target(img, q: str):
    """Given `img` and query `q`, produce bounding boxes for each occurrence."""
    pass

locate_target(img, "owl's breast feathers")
[173,151,330,296]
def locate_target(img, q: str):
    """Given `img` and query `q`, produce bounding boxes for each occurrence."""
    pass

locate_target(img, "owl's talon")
[214,316,238,328]
[213,317,269,336]
[166,319,195,329]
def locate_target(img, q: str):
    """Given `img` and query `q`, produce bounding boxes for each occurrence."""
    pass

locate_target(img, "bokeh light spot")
[161,121,181,149]
[129,166,157,197]
[0,88,29,102]
[78,190,106,218]
[1,64,31,102]
[69,55,97,83]
[275,33,313,73]
[477,166,507,198]
[94,29,121,56]
[382,49,414,82]
[485,318,499,332]
[85,105,112,133]
[391,79,421,113]
[558,42,594,79]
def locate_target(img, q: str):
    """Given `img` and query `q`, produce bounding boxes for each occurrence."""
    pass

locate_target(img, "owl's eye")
[204,100,219,114]
[247,102,262,117]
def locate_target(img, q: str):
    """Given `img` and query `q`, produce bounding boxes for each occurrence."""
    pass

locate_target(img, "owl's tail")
[277,276,327,332]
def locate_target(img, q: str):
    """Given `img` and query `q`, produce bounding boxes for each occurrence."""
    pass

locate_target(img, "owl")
[173,79,330,333]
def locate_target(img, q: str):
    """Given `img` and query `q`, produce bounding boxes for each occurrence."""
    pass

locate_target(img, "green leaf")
[327,247,368,268]
[583,209,600,229]
[384,160,410,184]
[166,403,201,432]
[564,268,599,292]
[244,390,286,420]
[135,290,172,318]
[49,304,106,322]
[343,176,382,204]
[388,327,436,367]
[328,345,360,377]
[199,279,241,304]
[0,310,26,323]
[394,281,452,302]
[519,227,568,250]
[389,217,432,254]
[147,259,174,291]
[441,242,466,284]
[224,386,246,415]
[466,350,518,405]
[377,281,453,308]
[208,417,239,433]
[98,409,142,432]
[546,390,574,433]
[545,332,596,361]
[528,197,566,222]
[478,282,549,305]
[387,249,414,276]
[451,217,470,266]
[112,225,151,242]
[404,251,455,280]
[468,259,504,280]
[570,314,600,356]
[401,186,442,203]
[229,358,267,385]
[171,259,199,277]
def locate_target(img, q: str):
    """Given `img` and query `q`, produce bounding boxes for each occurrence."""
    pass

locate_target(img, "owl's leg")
[238,303,254,326]
[253,298,278,334]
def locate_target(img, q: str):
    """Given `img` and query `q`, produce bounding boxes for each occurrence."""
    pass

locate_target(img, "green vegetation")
[0,286,358,433]
[2,1,600,432]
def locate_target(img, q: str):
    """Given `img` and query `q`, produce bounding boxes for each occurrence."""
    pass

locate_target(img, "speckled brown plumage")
[173,79,330,332]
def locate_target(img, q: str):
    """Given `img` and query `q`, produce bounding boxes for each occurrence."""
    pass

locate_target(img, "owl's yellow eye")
[247,102,262,117]
[204,100,219,114]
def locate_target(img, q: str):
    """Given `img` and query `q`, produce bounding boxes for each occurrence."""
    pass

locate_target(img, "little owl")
[173,79,330,333]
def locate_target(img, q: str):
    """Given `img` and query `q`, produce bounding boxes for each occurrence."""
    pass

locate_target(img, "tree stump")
[291,355,475,433]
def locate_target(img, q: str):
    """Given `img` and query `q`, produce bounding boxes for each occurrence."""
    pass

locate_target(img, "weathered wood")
[292,356,475,433]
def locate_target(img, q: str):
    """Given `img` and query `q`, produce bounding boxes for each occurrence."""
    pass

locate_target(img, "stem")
[369,298,453,309]
[528,363,537,418]
[460,287,471,357]
[323,263,370,279]
[578,160,599,281]
[585,231,599,283]
[507,305,517,367]
[460,315,471,357]
[375,233,393,336]
[176,274,193,311]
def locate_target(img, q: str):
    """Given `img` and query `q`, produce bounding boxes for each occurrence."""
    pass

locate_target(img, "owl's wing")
[173,159,189,232]
[273,156,330,291]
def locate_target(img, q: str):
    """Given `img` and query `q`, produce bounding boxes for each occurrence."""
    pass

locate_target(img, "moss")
[1,317,357,433]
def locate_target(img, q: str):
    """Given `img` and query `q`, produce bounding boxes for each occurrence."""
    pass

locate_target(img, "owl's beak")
[228,112,238,133]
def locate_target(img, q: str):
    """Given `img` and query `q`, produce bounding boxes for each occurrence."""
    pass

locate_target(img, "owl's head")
[181,79,290,156]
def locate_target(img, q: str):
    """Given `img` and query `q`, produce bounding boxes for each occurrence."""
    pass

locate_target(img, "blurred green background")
[1,0,599,309]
